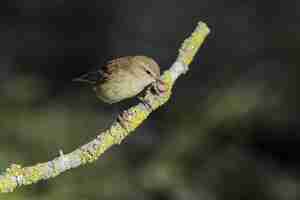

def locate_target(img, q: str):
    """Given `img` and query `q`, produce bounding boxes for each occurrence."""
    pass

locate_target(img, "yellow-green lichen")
[109,124,129,144]
[126,106,150,130]
[22,164,44,185]
[79,127,125,164]
[178,22,210,66]
[161,70,174,87]
[80,150,97,164]
[0,176,17,193]
[0,163,45,192]
[6,164,22,177]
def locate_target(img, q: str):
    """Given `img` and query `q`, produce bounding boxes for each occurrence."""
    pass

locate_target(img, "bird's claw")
[153,79,168,95]
[117,110,131,131]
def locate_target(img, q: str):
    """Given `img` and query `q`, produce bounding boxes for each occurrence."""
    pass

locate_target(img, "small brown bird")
[73,56,162,104]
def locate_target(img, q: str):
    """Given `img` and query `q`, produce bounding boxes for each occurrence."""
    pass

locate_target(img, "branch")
[0,21,210,193]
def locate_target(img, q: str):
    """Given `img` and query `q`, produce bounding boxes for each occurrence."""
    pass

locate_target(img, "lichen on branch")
[0,21,210,193]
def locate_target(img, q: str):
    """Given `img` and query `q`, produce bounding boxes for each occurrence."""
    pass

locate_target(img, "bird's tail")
[72,71,102,84]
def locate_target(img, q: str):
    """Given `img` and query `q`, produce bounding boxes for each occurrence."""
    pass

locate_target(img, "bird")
[73,56,162,104]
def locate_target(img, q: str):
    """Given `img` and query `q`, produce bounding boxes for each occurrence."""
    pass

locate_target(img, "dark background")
[0,0,299,199]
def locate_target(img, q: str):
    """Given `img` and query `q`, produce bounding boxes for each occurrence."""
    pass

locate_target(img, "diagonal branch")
[0,21,210,193]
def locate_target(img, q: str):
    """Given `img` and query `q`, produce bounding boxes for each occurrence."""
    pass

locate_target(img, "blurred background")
[0,0,299,199]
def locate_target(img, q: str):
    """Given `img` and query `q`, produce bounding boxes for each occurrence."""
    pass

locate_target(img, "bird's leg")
[138,95,153,112]
[137,79,168,112]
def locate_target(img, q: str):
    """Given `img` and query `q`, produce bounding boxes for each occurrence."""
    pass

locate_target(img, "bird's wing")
[103,56,133,75]
[73,56,134,84]
[72,70,103,84]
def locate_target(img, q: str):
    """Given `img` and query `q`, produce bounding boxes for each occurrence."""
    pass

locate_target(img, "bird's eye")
[146,70,152,75]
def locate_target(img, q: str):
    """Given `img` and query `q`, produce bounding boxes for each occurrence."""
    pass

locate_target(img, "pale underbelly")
[94,80,145,104]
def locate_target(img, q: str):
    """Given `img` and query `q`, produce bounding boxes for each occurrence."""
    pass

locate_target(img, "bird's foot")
[117,110,131,131]
[138,96,153,111]
[154,79,168,95]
